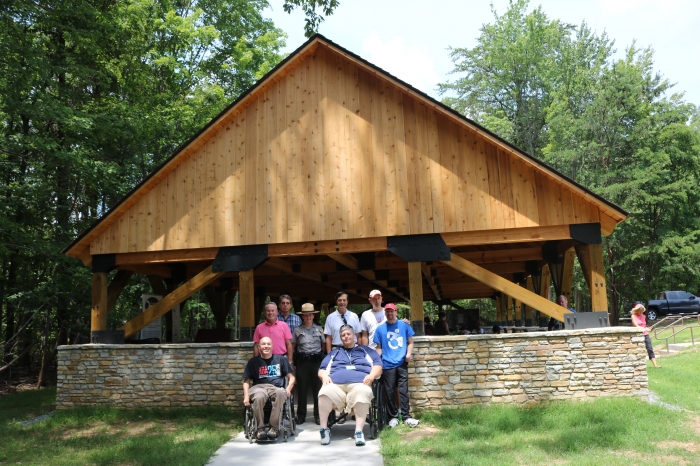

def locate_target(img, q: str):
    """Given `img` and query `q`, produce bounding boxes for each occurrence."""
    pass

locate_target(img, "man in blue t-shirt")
[373,303,420,428]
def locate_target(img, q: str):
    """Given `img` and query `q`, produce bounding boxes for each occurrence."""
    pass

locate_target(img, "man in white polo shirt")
[323,291,361,353]
[360,289,385,349]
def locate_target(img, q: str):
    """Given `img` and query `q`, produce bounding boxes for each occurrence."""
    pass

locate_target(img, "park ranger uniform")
[292,303,325,424]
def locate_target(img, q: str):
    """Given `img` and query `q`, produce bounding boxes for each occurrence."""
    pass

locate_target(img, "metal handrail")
[649,315,700,353]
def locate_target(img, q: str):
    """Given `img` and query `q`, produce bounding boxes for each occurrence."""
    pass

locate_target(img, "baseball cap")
[384,303,397,311]
[369,289,382,298]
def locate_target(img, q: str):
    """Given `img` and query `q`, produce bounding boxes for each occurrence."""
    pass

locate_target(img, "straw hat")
[300,303,319,314]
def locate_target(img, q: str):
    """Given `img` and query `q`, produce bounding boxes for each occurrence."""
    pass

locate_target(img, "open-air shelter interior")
[63,35,627,341]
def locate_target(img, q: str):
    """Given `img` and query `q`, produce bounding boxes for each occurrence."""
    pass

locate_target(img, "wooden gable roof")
[65,34,626,262]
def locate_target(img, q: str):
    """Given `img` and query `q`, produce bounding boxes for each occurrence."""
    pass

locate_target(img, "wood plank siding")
[89,45,608,256]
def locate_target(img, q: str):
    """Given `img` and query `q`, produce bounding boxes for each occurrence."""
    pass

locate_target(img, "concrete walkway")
[207,411,383,466]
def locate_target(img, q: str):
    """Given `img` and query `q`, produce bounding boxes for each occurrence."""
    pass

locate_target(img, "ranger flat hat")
[300,302,319,314]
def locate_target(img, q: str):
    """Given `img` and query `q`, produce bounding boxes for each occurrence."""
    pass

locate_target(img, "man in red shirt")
[254,302,294,365]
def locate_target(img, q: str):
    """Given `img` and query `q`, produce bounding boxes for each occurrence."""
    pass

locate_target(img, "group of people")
[241,290,420,447]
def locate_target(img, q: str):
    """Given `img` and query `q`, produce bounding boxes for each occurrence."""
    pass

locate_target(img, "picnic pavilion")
[63,34,627,342]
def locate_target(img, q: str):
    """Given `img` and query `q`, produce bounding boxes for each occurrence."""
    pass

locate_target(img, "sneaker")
[404,417,420,428]
[355,431,366,446]
[320,428,331,445]
[388,418,399,428]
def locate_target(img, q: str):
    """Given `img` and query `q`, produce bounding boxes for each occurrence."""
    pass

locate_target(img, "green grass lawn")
[381,348,700,466]
[0,389,240,466]
[651,324,700,348]
[649,346,700,412]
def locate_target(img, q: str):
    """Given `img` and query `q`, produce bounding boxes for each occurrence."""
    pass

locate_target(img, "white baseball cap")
[369,289,382,298]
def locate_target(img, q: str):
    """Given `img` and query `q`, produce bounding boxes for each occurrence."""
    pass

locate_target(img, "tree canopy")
[440,0,700,318]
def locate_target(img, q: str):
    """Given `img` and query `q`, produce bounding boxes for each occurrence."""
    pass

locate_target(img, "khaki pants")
[249,384,287,427]
[318,383,373,415]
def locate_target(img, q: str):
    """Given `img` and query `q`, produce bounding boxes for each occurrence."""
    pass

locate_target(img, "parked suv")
[645,291,700,321]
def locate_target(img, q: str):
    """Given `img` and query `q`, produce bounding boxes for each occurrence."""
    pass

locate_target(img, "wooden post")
[514,298,522,327]
[575,243,608,312]
[526,276,536,327]
[408,261,424,335]
[506,295,514,327]
[91,272,108,332]
[560,248,576,305]
[539,265,551,326]
[239,270,255,341]
[494,295,502,326]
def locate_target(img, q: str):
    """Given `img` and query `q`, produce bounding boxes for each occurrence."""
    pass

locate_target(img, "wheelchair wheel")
[288,398,296,435]
[244,407,257,444]
[370,421,378,439]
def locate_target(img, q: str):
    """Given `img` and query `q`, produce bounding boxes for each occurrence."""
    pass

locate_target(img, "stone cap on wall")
[414,326,643,343]
[57,341,256,351]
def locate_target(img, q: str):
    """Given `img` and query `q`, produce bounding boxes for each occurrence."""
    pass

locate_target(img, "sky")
[263,0,700,105]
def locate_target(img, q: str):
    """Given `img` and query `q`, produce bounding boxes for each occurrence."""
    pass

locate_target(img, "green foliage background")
[440,0,700,318]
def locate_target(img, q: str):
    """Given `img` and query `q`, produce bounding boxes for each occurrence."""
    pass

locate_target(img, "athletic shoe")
[320,428,331,445]
[404,417,420,428]
[388,418,399,428]
[355,431,366,446]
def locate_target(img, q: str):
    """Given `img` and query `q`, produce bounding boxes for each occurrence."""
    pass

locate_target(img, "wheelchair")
[244,381,296,443]
[326,378,387,439]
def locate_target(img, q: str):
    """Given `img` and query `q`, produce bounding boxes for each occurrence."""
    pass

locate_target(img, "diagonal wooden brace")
[441,253,570,322]
[119,265,224,339]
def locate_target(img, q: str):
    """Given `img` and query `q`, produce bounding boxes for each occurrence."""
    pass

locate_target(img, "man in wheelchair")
[317,325,383,446]
[243,336,295,441]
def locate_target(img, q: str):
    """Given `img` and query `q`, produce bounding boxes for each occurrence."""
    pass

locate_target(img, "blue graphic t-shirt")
[242,354,291,388]
[373,320,415,369]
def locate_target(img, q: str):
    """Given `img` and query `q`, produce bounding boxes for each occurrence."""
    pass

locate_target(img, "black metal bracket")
[92,254,116,273]
[212,245,268,272]
[387,234,450,262]
[569,223,602,245]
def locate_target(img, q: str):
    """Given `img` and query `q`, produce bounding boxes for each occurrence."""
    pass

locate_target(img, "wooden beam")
[575,243,608,312]
[269,237,387,257]
[239,270,255,330]
[421,263,441,300]
[107,270,133,314]
[119,265,223,339]
[442,225,571,247]
[441,253,569,322]
[408,262,424,332]
[91,272,108,332]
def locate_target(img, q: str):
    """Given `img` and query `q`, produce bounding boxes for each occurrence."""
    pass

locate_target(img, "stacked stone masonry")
[56,328,648,410]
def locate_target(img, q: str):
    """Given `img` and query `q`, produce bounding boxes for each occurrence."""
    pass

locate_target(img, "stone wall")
[56,343,254,409]
[409,327,649,409]
[56,328,648,410]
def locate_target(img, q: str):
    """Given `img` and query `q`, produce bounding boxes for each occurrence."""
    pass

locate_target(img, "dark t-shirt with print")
[242,354,292,388]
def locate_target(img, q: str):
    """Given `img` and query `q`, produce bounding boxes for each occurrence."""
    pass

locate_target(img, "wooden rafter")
[119,265,224,339]
[421,263,441,300]
[441,253,569,322]
[326,253,410,302]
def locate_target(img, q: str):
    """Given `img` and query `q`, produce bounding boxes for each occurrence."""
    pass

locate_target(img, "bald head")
[259,336,273,358]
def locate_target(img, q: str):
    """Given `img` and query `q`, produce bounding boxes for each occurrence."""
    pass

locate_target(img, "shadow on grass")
[0,388,242,466]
